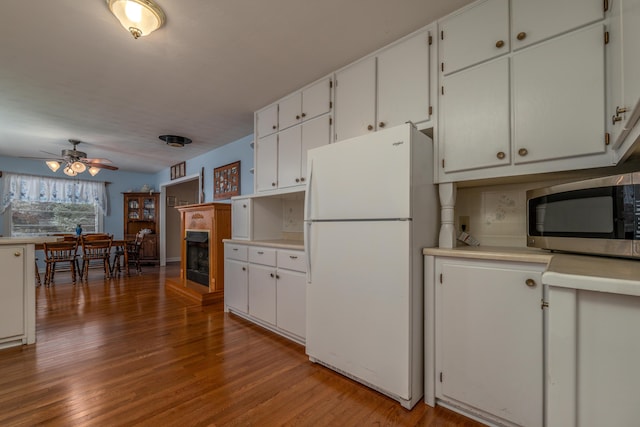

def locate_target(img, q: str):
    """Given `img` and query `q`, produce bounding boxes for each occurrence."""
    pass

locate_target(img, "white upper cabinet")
[255,133,278,192]
[335,56,377,141]
[511,0,603,50]
[256,104,278,138]
[377,30,432,130]
[277,77,332,132]
[512,25,605,164]
[441,58,510,173]
[278,93,302,131]
[439,0,509,75]
[335,27,433,142]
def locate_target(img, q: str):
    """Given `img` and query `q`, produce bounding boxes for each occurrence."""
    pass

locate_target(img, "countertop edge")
[0,237,61,245]
[422,246,553,264]
[224,239,304,251]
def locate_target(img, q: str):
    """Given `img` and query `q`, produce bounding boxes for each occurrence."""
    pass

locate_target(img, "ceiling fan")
[39,139,119,177]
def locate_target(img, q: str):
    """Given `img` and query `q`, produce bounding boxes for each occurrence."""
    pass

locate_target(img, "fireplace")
[186,230,209,287]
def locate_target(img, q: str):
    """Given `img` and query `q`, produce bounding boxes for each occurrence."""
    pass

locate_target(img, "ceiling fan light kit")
[159,135,192,147]
[107,0,166,39]
[43,140,119,177]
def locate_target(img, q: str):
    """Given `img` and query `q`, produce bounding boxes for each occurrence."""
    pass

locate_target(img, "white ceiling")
[0,0,472,173]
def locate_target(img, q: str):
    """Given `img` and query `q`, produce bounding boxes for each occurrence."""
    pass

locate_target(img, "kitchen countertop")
[422,245,553,264]
[0,236,60,245]
[223,239,304,251]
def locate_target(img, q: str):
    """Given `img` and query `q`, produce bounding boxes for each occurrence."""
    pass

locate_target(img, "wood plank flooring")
[0,264,482,426]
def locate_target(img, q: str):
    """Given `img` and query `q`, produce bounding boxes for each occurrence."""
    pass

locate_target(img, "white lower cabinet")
[434,257,544,427]
[224,243,305,344]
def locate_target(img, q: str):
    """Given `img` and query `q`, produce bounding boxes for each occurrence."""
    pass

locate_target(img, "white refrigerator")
[304,123,439,409]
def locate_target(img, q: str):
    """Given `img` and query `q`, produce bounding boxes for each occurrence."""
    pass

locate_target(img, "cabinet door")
[256,104,278,138]
[0,246,24,339]
[225,259,248,313]
[512,25,605,164]
[248,264,277,325]
[231,199,251,240]
[277,126,303,189]
[440,58,510,173]
[377,29,431,129]
[278,92,302,131]
[302,77,331,121]
[436,260,544,427]
[439,0,509,75]
[511,0,603,50]
[300,115,331,180]
[140,234,157,260]
[334,56,376,142]
[276,269,306,339]
[255,134,278,192]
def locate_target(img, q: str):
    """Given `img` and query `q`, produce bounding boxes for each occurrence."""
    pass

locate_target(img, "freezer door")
[305,124,414,221]
[306,220,414,400]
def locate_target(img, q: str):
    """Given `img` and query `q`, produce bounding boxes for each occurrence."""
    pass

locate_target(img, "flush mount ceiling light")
[159,135,192,147]
[107,0,166,39]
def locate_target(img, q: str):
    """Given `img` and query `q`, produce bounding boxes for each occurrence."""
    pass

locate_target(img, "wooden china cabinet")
[123,192,159,264]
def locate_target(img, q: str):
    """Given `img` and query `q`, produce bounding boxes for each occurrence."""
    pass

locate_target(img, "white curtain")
[0,173,107,214]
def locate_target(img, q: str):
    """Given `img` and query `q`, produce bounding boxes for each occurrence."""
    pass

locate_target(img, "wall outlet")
[459,215,470,233]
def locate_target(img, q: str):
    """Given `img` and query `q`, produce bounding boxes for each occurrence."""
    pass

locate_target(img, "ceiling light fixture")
[107,0,166,39]
[159,135,192,147]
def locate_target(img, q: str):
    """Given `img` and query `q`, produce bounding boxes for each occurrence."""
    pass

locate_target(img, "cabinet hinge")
[604,31,610,45]
[439,273,443,284]
[429,106,433,116]
[604,0,609,12]
[441,86,444,95]
[541,299,549,310]
[442,159,445,168]
[329,80,333,89]
[329,117,333,125]
[428,35,433,45]
[441,62,444,73]
[605,132,610,146]
[329,101,333,109]
[440,30,444,40]
[440,372,443,382]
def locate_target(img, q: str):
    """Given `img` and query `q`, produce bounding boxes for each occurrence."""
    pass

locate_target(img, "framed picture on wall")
[167,196,177,207]
[213,161,240,200]
[170,161,186,180]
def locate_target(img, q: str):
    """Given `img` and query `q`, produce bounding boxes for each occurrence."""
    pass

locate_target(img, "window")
[10,201,98,236]
[1,173,107,237]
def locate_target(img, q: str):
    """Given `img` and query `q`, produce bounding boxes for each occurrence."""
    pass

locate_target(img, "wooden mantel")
[166,202,231,305]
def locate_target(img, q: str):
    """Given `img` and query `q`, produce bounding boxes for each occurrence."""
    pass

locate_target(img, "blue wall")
[0,133,254,237]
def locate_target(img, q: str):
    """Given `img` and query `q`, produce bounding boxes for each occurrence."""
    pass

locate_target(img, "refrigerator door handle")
[305,221,312,283]
[304,159,313,220]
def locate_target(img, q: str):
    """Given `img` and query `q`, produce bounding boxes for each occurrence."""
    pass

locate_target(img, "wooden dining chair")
[80,235,112,280]
[43,240,79,286]
[126,232,145,275]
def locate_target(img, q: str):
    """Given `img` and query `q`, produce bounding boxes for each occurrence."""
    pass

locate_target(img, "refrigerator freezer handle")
[304,159,313,220]
[305,221,312,283]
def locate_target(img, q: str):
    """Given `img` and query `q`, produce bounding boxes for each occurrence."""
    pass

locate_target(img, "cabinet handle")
[300,177,305,182]
[242,267,246,271]
[301,113,306,118]
[232,248,238,251]
[367,124,374,131]
[296,115,300,120]
[525,278,536,287]
[270,273,275,278]
[379,122,386,128]
[242,204,247,208]
[496,151,506,159]
[14,251,21,257]
[276,275,280,279]
[257,251,264,255]
[295,178,300,183]
[272,125,277,130]
[516,32,527,41]
[271,182,276,187]
[495,40,505,48]
[289,255,298,259]
[518,148,528,156]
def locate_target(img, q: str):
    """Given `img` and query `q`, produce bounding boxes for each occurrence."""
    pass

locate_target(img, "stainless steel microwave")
[526,172,640,258]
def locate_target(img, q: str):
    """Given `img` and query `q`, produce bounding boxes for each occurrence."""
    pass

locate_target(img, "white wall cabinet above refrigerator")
[334,26,434,142]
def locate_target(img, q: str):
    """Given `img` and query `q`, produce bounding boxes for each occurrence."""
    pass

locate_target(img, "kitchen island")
[0,236,59,349]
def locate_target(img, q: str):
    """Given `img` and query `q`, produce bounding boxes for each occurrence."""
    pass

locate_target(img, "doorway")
[160,176,199,265]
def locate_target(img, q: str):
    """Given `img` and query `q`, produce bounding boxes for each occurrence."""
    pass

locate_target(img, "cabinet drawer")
[249,247,276,266]
[277,250,306,272]
[225,244,248,261]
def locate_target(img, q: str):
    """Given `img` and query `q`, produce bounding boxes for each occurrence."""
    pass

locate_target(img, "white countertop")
[422,245,553,264]
[423,245,640,296]
[224,239,304,251]
[0,236,60,245]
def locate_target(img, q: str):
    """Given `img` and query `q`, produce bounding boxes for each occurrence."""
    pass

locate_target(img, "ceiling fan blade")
[84,157,114,164]
[39,150,63,157]
[18,155,63,161]
[88,162,119,171]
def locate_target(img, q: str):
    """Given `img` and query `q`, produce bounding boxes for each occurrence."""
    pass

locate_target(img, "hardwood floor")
[0,264,482,426]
